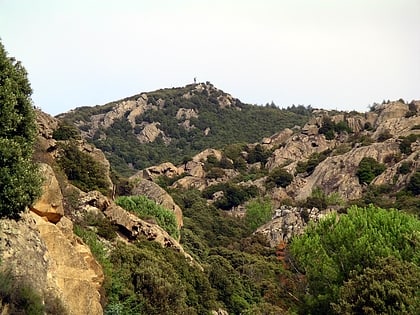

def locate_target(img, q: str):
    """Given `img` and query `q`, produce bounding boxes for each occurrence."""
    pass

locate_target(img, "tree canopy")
[290,204,420,314]
[0,40,40,218]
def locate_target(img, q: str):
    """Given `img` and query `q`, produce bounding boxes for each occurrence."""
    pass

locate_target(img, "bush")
[407,170,420,195]
[52,121,81,140]
[115,195,179,239]
[290,205,420,314]
[0,269,45,315]
[399,134,419,155]
[245,198,273,231]
[332,257,420,314]
[266,168,293,188]
[356,157,386,184]
[57,141,110,195]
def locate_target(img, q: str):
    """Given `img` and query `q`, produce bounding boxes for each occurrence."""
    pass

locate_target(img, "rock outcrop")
[30,163,64,223]
[135,162,182,181]
[255,206,328,246]
[0,211,103,315]
[288,141,401,201]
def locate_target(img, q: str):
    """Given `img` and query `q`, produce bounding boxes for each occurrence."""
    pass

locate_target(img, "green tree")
[0,40,41,218]
[332,257,420,314]
[290,205,420,314]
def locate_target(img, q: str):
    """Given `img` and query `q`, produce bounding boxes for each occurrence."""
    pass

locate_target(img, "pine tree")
[0,40,40,218]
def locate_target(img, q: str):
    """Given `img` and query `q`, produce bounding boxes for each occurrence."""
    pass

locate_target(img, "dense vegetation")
[115,195,179,239]
[62,85,311,176]
[0,40,41,218]
[290,205,420,314]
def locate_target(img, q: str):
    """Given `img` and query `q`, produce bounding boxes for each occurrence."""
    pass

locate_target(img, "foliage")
[56,141,110,195]
[290,205,420,314]
[295,150,330,176]
[245,198,273,231]
[399,161,413,175]
[115,195,179,239]
[52,121,81,140]
[356,157,386,184]
[0,269,45,314]
[332,257,420,314]
[0,40,41,218]
[399,134,419,155]
[202,182,259,210]
[318,117,351,140]
[107,240,217,315]
[407,170,420,196]
[64,85,309,175]
[266,167,293,188]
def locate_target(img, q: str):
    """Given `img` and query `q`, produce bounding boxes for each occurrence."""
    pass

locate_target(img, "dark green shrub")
[266,167,293,188]
[398,161,413,175]
[407,170,420,195]
[332,257,420,314]
[57,141,110,195]
[52,121,81,140]
[377,130,392,142]
[399,134,419,155]
[0,270,45,315]
[356,157,386,184]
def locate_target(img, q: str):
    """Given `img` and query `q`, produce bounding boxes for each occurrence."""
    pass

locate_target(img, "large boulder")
[33,213,104,315]
[104,204,198,268]
[30,163,64,223]
[255,206,327,246]
[0,211,104,315]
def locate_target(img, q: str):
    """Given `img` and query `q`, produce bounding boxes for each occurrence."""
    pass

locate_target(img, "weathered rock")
[192,148,223,162]
[135,162,182,181]
[33,213,103,315]
[262,128,294,149]
[35,109,59,139]
[266,134,335,171]
[290,141,401,201]
[181,160,206,178]
[136,122,167,143]
[255,206,328,246]
[176,108,199,120]
[30,163,64,223]
[172,176,208,191]
[0,211,103,315]
[130,178,183,228]
[104,204,196,265]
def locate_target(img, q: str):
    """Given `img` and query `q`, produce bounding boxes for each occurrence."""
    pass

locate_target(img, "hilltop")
[58,82,311,175]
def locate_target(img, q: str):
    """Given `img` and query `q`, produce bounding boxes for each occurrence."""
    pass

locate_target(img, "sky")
[0,0,419,116]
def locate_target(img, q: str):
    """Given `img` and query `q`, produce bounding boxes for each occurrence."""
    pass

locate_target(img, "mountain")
[58,82,311,176]
[1,95,419,314]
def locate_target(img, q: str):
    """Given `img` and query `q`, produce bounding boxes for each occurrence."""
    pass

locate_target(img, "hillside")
[1,96,420,314]
[58,82,311,176]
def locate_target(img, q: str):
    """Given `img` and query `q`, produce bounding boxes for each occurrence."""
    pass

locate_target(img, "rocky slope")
[1,97,419,314]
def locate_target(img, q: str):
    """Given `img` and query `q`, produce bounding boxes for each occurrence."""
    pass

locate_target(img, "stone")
[30,163,64,223]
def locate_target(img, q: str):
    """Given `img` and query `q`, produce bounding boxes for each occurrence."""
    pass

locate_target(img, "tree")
[290,205,420,314]
[0,40,40,218]
[332,257,420,314]
[245,198,273,231]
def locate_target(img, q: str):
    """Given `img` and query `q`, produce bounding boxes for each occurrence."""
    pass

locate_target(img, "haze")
[1,0,419,115]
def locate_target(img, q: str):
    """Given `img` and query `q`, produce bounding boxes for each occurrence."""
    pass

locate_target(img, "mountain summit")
[59,82,310,175]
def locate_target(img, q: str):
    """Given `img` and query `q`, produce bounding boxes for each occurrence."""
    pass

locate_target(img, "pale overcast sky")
[1,0,419,115]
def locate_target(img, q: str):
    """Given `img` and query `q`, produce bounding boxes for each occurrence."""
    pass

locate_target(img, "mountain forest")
[0,40,419,315]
